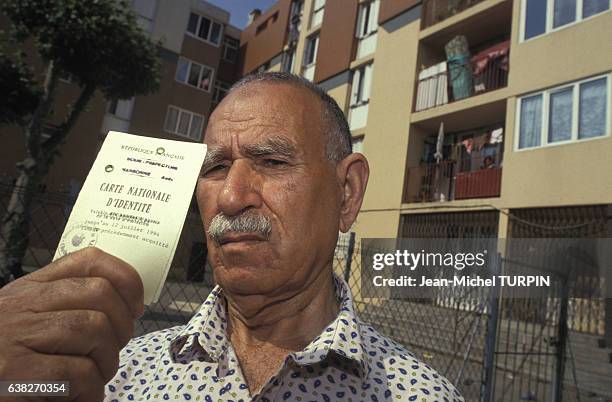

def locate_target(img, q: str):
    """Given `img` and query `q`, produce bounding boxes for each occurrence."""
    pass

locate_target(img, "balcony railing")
[415,40,509,112]
[403,155,502,203]
[421,0,486,30]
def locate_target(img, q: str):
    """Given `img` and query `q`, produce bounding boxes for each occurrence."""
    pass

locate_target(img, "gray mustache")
[207,212,272,244]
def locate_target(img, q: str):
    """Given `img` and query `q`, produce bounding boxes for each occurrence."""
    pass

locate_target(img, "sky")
[206,0,278,28]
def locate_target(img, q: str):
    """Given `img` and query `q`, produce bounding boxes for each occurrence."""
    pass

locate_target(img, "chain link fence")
[1,183,611,401]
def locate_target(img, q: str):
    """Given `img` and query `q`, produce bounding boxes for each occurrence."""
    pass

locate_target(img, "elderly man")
[0,73,463,402]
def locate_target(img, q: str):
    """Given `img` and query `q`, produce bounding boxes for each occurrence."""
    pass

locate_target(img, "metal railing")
[415,56,508,112]
[403,156,502,203]
[421,0,486,29]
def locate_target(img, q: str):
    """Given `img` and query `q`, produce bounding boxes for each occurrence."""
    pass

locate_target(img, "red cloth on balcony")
[461,138,474,154]
[473,132,490,150]
[471,40,510,75]
[461,132,490,154]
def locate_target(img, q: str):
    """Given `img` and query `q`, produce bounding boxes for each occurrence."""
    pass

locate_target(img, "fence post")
[344,232,356,283]
[605,205,612,347]
[481,252,501,402]
[552,278,569,402]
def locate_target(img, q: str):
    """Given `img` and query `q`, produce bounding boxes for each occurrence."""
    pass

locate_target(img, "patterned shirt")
[105,277,464,402]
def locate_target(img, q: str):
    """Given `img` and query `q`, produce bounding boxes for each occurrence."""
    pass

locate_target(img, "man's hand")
[0,247,144,402]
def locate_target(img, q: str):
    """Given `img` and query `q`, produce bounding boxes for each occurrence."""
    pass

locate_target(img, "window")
[579,77,608,138]
[108,98,134,121]
[311,0,325,27]
[516,74,610,149]
[584,0,610,17]
[350,63,374,106]
[303,34,319,66]
[222,37,239,62]
[186,12,223,46]
[281,48,296,73]
[356,0,379,38]
[554,0,577,27]
[548,87,573,142]
[176,57,214,92]
[518,94,543,148]
[213,80,231,104]
[164,106,205,141]
[521,0,610,40]
[524,0,547,39]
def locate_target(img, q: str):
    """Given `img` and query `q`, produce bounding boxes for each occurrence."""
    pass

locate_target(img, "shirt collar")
[169,275,369,379]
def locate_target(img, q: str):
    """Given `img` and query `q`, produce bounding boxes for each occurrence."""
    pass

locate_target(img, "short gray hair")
[228,72,352,162]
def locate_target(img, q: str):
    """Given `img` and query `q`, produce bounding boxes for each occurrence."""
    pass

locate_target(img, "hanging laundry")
[461,138,474,154]
[489,128,503,144]
[473,132,490,151]
[471,40,510,75]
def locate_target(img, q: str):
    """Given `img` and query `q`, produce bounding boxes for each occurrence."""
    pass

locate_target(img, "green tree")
[0,0,161,284]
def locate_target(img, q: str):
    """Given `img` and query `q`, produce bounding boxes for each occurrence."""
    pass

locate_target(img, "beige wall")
[296,0,318,74]
[501,97,612,209]
[353,7,422,238]
[500,2,612,209]
[326,82,351,117]
[508,2,612,96]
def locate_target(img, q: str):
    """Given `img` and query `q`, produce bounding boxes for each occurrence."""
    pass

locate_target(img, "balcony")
[415,40,509,112]
[421,0,486,30]
[402,125,504,203]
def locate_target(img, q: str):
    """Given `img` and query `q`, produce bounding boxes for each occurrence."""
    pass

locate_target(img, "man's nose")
[217,159,262,216]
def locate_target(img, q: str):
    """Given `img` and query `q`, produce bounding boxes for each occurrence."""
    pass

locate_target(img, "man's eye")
[263,159,287,167]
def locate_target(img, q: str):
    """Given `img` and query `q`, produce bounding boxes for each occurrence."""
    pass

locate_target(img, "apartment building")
[0,0,241,191]
[240,0,612,399]
[240,0,611,241]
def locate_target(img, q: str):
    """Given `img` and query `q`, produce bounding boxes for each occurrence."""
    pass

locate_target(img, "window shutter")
[304,38,314,65]
[363,64,373,101]
[370,0,380,33]
[356,5,365,38]
[351,69,361,105]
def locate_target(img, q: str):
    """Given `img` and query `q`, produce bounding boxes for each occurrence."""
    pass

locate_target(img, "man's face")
[196,83,342,302]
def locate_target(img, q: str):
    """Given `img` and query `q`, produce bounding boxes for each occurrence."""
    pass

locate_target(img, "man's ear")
[336,153,370,233]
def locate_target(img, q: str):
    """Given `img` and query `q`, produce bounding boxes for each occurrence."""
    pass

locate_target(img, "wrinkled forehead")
[204,83,325,151]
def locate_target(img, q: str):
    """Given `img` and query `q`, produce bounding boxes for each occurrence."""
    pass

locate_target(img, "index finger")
[26,247,144,318]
